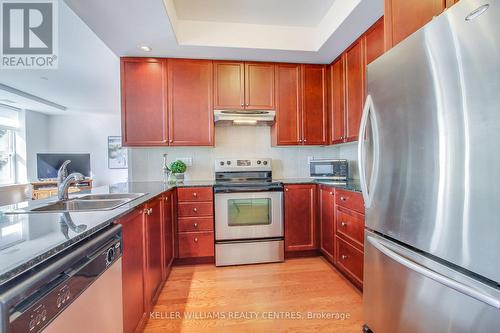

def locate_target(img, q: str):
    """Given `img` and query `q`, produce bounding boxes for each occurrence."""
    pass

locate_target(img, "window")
[0,128,16,185]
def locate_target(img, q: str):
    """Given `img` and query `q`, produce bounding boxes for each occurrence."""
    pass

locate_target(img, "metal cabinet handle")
[194,237,198,243]
[193,207,198,212]
[303,139,307,143]
[329,191,333,195]
[341,222,347,227]
[240,103,244,107]
[285,188,289,192]
[165,197,169,202]
[194,223,198,228]
[145,208,152,216]
[192,192,198,197]
[341,254,348,260]
[341,197,347,201]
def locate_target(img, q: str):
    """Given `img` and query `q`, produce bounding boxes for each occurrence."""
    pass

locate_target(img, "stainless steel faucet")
[57,160,84,201]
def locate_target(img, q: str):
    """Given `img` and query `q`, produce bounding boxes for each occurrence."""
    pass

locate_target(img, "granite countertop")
[0,180,213,286]
[276,178,362,193]
[0,178,357,286]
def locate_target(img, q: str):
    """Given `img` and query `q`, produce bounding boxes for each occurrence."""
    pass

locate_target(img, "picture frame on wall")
[108,136,128,169]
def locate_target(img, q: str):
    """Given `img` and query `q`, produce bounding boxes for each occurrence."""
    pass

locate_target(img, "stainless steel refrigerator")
[358,1,500,332]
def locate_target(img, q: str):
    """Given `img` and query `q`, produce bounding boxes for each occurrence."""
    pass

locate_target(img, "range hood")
[214,110,275,126]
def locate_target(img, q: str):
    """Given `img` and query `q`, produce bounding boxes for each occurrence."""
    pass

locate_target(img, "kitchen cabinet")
[162,190,175,278]
[272,64,327,146]
[176,187,215,259]
[121,57,213,147]
[120,58,167,146]
[116,208,146,333]
[446,0,459,8]
[385,0,445,48]
[319,185,335,263]
[302,65,328,145]
[334,189,365,290]
[167,59,214,146]
[272,63,302,145]
[284,184,318,252]
[144,197,163,305]
[328,56,346,144]
[213,61,275,110]
[365,18,385,65]
[345,38,365,142]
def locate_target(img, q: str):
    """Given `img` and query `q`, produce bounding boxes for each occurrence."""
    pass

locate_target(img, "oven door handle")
[214,187,283,193]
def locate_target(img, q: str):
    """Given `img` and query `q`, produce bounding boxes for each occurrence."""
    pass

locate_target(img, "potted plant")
[169,160,187,183]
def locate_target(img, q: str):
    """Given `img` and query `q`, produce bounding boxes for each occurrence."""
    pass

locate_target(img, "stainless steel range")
[214,158,284,266]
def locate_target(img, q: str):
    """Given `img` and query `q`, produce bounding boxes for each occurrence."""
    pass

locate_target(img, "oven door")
[215,191,283,241]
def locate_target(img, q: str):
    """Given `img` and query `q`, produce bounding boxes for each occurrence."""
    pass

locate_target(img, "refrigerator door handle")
[358,95,379,208]
[367,235,500,309]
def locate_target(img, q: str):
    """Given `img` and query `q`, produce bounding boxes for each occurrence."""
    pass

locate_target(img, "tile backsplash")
[129,126,359,181]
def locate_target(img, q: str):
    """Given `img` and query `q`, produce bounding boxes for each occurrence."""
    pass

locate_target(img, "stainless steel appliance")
[359,1,500,332]
[0,225,123,333]
[214,158,284,266]
[214,110,275,126]
[309,158,348,180]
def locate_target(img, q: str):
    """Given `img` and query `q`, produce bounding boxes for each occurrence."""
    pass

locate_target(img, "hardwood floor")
[143,257,363,333]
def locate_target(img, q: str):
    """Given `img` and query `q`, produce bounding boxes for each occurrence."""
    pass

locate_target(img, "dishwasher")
[0,224,123,333]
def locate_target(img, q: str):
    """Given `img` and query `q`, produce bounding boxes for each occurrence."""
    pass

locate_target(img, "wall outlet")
[177,157,193,166]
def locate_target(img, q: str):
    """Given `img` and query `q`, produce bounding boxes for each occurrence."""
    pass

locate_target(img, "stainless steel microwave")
[309,159,348,180]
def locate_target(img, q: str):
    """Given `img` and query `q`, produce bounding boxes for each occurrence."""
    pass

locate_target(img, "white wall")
[47,114,128,186]
[25,111,50,181]
[129,126,360,181]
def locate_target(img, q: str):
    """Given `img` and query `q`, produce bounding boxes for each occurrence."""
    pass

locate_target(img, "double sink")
[7,193,146,214]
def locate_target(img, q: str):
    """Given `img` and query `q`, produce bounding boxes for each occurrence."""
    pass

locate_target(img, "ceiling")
[65,0,383,63]
[173,0,335,27]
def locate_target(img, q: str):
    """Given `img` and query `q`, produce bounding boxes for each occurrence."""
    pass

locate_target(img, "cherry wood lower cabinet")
[144,197,163,305]
[176,187,215,260]
[162,190,175,279]
[116,208,147,333]
[284,184,318,253]
[319,185,335,263]
[333,189,365,290]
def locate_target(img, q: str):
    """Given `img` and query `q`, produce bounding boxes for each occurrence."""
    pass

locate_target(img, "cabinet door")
[386,0,445,47]
[331,56,346,144]
[319,186,335,262]
[244,62,275,109]
[144,197,163,305]
[213,61,245,109]
[167,59,214,146]
[302,65,327,145]
[121,58,167,146]
[116,208,145,333]
[272,64,302,145]
[365,17,385,65]
[284,184,317,252]
[345,39,365,142]
[162,191,174,277]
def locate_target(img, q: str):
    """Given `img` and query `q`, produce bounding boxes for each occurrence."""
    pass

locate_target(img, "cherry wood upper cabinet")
[245,62,275,109]
[284,184,318,252]
[272,64,302,145]
[144,197,163,306]
[345,39,365,142]
[446,0,459,8]
[319,185,335,263]
[213,61,245,109]
[167,59,214,146]
[365,17,385,65]
[302,64,327,145]
[385,0,445,48]
[121,58,167,146]
[330,56,346,144]
[116,208,146,333]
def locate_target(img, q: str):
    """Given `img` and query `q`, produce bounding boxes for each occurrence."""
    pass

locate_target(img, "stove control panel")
[215,158,272,172]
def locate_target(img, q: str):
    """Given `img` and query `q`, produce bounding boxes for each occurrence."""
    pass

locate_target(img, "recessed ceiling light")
[139,45,152,52]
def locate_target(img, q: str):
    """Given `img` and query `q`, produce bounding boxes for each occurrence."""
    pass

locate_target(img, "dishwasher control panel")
[7,232,122,333]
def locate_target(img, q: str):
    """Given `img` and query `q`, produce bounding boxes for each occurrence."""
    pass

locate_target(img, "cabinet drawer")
[335,189,364,213]
[178,231,214,258]
[177,187,213,202]
[178,217,214,232]
[177,202,213,217]
[335,236,363,286]
[336,206,364,248]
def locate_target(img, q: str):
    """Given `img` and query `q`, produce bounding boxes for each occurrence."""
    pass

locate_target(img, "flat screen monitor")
[36,153,91,180]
